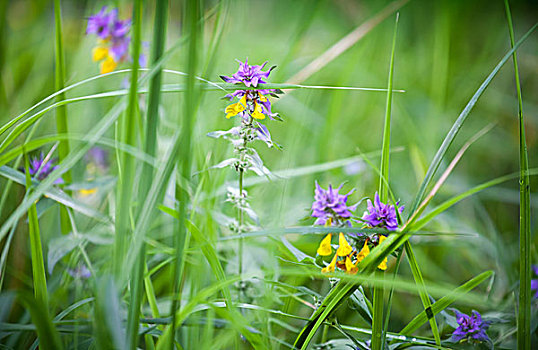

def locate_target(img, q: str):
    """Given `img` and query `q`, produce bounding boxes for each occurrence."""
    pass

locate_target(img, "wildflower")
[220,58,275,87]
[23,153,63,184]
[451,310,490,343]
[361,192,403,231]
[311,182,358,227]
[531,265,538,299]
[317,233,386,274]
[86,6,144,74]
[221,59,282,121]
[85,147,109,175]
[67,265,91,279]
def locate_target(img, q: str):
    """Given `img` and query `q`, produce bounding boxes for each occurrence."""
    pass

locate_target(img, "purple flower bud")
[24,153,63,184]
[311,182,358,226]
[451,310,490,343]
[361,192,402,231]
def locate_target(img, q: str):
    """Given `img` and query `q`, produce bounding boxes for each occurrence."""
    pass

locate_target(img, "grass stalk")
[23,150,48,307]
[53,0,71,235]
[504,1,531,349]
[122,0,143,348]
[169,1,200,348]
[372,13,399,350]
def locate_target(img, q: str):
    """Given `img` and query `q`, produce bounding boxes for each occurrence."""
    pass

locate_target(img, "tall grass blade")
[53,0,71,236]
[504,2,531,349]
[373,12,399,350]
[124,1,144,349]
[23,151,48,307]
[18,292,63,350]
[399,271,492,335]
[403,242,441,345]
[169,1,201,348]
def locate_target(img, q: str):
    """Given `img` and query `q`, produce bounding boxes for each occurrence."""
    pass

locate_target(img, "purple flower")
[451,310,490,343]
[311,182,358,226]
[24,153,63,184]
[220,58,275,87]
[86,6,116,39]
[531,265,538,299]
[67,265,91,279]
[361,192,402,231]
[85,147,109,173]
[110,36,130,61]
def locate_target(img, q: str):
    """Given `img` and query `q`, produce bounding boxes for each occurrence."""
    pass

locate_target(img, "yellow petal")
[225,97,247,119]
[100,56,117,74]
[321,254,337,273]
[336,233,352,256]
[378,257,388,270]
[92,47,109,62]
[345,256,358,274]
[79,188,97,196]
[258,93,267,102]
[376,235,388,270]
[317,234,332,256]
[356,241,370,262]
[251,101,265,120]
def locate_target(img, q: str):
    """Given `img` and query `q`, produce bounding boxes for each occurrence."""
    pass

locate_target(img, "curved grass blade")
[399,270,493,336]
[407,23,537,217]
[503,2,531,349]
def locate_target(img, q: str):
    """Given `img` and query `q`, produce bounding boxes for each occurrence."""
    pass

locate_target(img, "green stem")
[504,2,531,349]
[23,151,48,307]
[53,0,71,235]
[169,1,200,348]
[238,168,244,281]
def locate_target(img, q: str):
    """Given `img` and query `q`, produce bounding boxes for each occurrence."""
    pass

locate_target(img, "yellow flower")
[377,235,388,271]
[251,101,265,120]
[336,233,352,256]
[321,253,337,273]
[79,188,97,196]
[92,47,109,62]
[258,93,267,102]
[225,96,247,119]
[345,255,358,274]
[317,233,332,256]
[100,55,117,74]
[356,241,370,262]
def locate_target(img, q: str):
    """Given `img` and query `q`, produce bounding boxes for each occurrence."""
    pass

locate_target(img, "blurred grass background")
[0,0,537,348]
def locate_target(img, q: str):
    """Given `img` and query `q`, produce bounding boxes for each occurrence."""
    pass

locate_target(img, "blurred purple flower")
[531,265,538,299]
[311,182,358,226]
[67,265,91,279]
[86,6,115,39]
[24,153,63,184]
[86,147,109,172]
[361,192,402,231]
[451,310,490,343]
[220,58,275,87]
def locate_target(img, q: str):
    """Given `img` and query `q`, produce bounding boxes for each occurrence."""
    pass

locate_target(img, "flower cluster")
[311,182,358,227]
[312,186,403,274]
[317,232,387,274]
[451,310,490,344]
[86,6,144,74]
[361,192,402,231]
[221,59,282,121]
[23,153,63,184]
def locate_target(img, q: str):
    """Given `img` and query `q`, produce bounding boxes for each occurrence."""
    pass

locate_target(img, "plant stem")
[504,1,531,349]
[53,0,71,235]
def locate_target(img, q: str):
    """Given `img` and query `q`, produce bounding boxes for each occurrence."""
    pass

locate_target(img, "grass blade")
[53,0,71,236]
[503,2,531,349]
[374,12,399,350]
[399,270,493,336]
[18,292,63,350]
[408,22,537,217]
[23,151,48,307]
